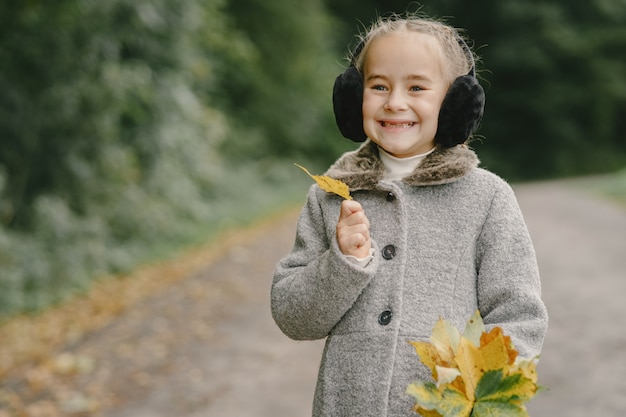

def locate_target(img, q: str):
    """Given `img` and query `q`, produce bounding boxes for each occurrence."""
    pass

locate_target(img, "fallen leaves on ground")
[0,212,292,417]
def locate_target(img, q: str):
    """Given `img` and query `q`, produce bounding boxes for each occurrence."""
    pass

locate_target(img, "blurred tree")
[443,0,626,179]
[220,0,353,165]
[0,0,227,228]
[0,0,253,314]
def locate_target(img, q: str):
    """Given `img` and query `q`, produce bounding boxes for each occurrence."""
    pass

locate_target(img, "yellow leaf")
[439,387,474,417]
[472,400,528,417]
[406,381,442,412]
[436,366,462,387]
[462,310,485,347]
[409,340,443,377]
[455,337,485,401]
[415,407,444,417]
[475,369,538,404]
[430,317,461,364]
[480,327,518,367]
[516,358,539,384]
[479,328,514,373]
[450,375,467,395]
[295,163,352,200]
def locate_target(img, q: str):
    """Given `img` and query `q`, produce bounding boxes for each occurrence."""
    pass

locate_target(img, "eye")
[371,84,387,91]
[409,85,423,92]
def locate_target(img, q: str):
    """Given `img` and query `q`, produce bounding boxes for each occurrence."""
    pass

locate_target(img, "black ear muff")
[434,74,485,147]
[434,38,485,147]
[333,41,367,142]
[332,35,485,147]
[332,66,367,142]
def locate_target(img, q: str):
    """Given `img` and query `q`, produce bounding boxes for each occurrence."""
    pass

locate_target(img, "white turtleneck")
[378,146,436,181]
[344,145,436,266]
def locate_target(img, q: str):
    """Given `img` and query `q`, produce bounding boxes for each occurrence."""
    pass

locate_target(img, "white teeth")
[382,121,415,128]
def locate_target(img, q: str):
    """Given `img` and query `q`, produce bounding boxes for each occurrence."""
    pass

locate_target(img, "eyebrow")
[365,73,434,83]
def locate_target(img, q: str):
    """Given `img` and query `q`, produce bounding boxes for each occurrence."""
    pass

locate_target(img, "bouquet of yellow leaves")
[406,311,541,417]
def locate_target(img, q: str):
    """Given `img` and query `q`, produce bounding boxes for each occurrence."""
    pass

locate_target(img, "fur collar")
[325,140,479,190]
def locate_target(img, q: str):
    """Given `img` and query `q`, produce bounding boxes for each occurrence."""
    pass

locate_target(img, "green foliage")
[220,0,353,164]
[0,0,251,315]
[456,0,626,180]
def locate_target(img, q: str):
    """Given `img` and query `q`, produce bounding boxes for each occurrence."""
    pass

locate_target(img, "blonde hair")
[352,15,476,86]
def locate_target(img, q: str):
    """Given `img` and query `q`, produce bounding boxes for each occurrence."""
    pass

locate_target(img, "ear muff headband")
[332,35,485,146]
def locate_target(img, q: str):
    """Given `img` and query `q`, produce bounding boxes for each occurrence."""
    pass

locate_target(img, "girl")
[271,14,548,417]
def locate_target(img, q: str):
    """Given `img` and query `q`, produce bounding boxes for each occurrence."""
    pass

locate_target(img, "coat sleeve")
[271,186,379,340]
[476,181,548,359]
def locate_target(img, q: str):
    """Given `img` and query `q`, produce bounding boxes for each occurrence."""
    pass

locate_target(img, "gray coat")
[271,141,548,417]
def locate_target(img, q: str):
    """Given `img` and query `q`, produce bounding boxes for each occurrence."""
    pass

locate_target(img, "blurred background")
[1,0,625,319]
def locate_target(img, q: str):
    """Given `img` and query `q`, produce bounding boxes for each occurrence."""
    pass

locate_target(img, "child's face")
[362,32,448,158]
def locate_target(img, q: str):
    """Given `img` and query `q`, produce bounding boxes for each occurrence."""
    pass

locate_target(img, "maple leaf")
[462,310,485,347]
[295,163,352,200]
[407,381,472,417]
[471,401,528,417]
[516,358,539,384]
[454,336,484,401]
[435,366,462,387]
[406,311,542,417]
[408,341,442,378]
[479,327,517,373]
[430,316,461,364]
[475,370,537,404]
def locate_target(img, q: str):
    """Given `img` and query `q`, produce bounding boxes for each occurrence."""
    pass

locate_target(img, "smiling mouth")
[380,121,416,128]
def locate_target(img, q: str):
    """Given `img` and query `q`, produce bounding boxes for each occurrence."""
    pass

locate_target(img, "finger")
[339,201,370,228]
[337,227,371,257]
[339,200,363,219]
[347,233,368,250]
[342,211,370,229]
[337,222,370,241]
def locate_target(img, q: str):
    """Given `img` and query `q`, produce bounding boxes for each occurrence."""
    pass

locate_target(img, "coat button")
[386,192,396,201]
[378,310,393,325]
[382,244,396,260]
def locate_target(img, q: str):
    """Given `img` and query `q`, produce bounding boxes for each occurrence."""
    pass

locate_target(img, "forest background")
[1,0,625,318]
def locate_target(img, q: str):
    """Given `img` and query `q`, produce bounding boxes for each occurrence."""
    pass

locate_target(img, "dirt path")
[2,179,625,416]
[516,180,626,417]
[92,210,324,417]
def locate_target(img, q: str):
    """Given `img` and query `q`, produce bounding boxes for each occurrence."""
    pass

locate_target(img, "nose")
[384,89,408,112]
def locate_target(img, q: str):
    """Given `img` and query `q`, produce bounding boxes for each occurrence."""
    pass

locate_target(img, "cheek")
[420,98,445,120]
[361,97,373,119]
[361,93,380,117]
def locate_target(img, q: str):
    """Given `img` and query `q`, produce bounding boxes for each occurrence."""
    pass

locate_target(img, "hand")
[336,200,371,258]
